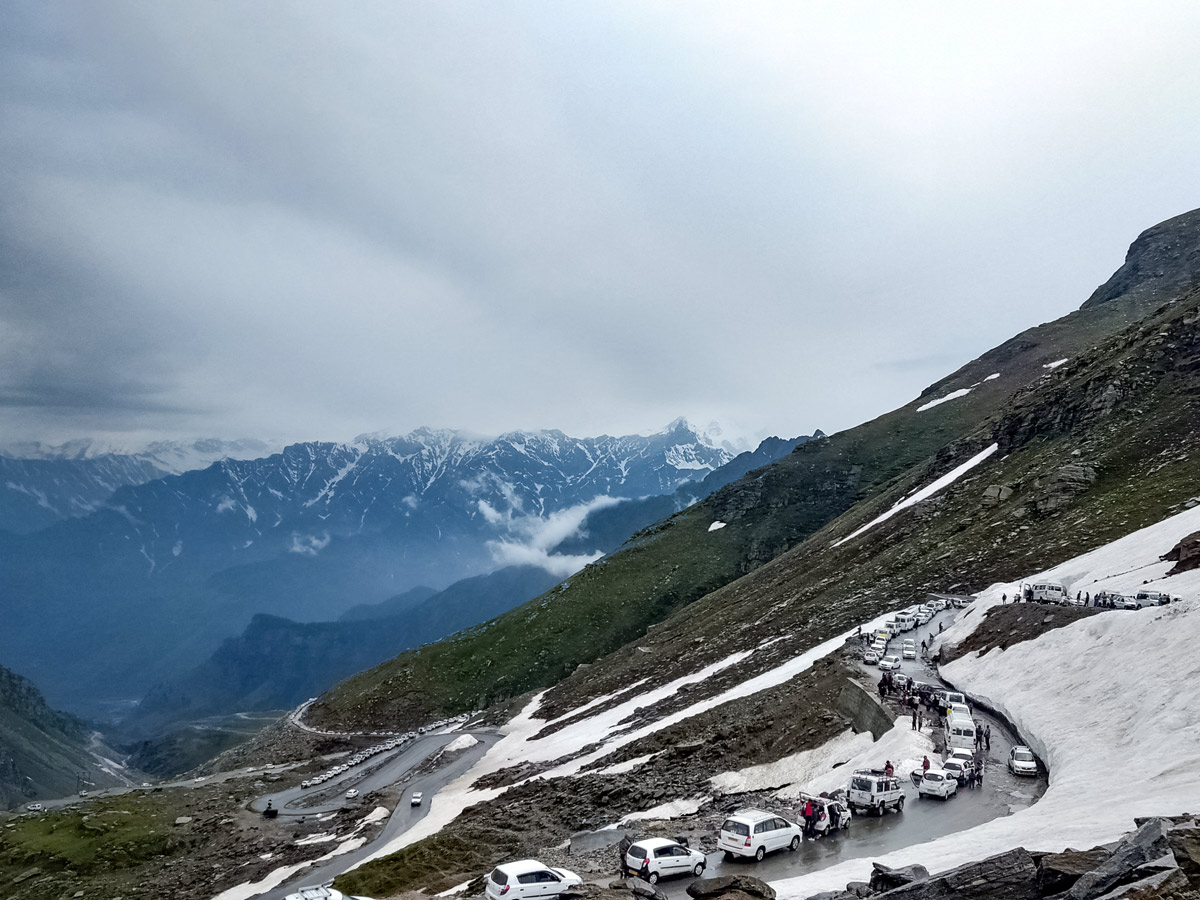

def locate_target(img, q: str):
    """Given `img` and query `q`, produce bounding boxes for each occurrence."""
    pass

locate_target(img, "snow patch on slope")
[833,444,999,547]
[916,388,972,412]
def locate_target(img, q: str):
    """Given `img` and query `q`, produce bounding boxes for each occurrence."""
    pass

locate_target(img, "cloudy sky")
[3,1,1199,450]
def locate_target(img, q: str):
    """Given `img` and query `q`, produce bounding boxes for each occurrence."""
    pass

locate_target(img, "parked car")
[945,748,976,776]
[1008,746,1038,776]
[486,860,582,900]
[863,648,880,665]
[718,808,802,860]
[879,655,901,671]
[915,607,934,625]
[300,780,312,789]
[25,803,43,812]
[941,759,970,785]
[917,768,957,800]
[345,789,359,799]
[1135,591,1170,608]
[284,887,377,900]
[795,794,851,836]
[928,597,948,610]
[892,672,911,690]
[846,769,904,816]
[410,791,423,806]
[624,837,706,882]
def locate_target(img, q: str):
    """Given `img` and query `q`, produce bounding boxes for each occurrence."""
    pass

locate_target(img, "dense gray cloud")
[3,1,1199,448]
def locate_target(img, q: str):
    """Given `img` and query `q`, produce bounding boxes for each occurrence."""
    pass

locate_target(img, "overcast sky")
[3,1,1199,450]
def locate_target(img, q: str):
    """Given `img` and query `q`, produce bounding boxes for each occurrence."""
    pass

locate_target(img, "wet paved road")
[659,606,1048,895]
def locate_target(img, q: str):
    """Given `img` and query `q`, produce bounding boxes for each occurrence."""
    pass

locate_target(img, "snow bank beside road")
[776,505,1200,898]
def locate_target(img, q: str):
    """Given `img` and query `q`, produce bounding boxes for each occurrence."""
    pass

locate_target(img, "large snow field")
[775,506,1200,898]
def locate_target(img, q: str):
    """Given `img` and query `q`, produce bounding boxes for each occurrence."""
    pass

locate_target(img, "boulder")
[1067,818,1172,899]
[869,863,930,891]
[1090,866,1191,899]
[1162,531,1200,575]
[686,875,776,900]
[628,877,667,900]
[1038,849,1113,894]
[1166,821,1200,880]
[880,848,1040,900]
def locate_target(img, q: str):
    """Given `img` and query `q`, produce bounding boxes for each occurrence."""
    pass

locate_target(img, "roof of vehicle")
[494,859,556,876]
[630,837,687,851]
[923,768,948,778]
[285,888,346,900]
[724,807,787,823]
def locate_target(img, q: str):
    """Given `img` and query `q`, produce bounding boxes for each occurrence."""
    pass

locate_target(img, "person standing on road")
[911,709,917,730]
[922,755,930,773]
[984,724,991,750]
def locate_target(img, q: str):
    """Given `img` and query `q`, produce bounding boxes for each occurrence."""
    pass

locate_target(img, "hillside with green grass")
[310,208,1200,732]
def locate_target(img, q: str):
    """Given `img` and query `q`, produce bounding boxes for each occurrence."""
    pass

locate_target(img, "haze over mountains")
[0,419,813,716]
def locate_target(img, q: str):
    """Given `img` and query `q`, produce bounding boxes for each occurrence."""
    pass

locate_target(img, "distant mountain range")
[0,419,815,716]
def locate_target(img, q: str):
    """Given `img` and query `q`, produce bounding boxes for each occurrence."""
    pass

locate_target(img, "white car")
[300,780,312,789]
[941,759,970,785]
[284,887,375,900]
[846,769,904,816]
[485,861,582,900]
[901,644,916,660]
[917,768,957,799]
[345,789,359,799]
[928,597,948,610]
[863,648,880,664]
[719,808,802,860]
[26,803,44,812]
[1008,746,1038,776]
[625,837,706,882]
[878,655,901,670]
[410,791,423,806]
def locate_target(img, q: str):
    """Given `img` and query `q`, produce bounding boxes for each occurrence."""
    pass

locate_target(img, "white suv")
[624,837,706,882]
[718,809,802,860]
[846,769,905,816]
[486,861,582,900]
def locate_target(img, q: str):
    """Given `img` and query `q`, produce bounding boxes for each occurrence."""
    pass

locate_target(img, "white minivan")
[1028,582,1066,603]
[946,715,976,751]
[718,808,802,861]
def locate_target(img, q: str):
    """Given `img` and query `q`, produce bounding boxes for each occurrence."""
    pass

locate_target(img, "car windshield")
[851,776,873,791]
[1014,750,1034,761]
[722,820,750,836]
[628,846,646,859]
[926,773,942,781]
[490,870,508,885]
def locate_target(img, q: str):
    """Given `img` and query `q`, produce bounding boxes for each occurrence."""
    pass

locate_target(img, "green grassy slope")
[310,281,1167,730]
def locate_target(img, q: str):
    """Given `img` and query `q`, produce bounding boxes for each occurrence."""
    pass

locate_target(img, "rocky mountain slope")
[0,420,771,714]
[310,207,1200,734]
[317,208,1200,898]
[0,665,131,809]
[0,438,274,534]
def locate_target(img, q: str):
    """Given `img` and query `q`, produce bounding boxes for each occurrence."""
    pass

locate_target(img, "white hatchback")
[1008,746,1038,776]
[917,768,957,800]
[625,837,706,882]
[878,655,901,670]
[486,861,582,900]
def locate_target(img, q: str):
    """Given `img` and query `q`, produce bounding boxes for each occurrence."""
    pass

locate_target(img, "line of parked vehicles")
[1022,582,1179,608]
[299,714,472,791]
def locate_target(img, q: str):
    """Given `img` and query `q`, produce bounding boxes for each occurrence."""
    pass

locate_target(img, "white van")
[1135,590,1169,608]
[884,620,900,637]
[895,613,916,632]
[718,808,802,861]
[946,715,976,751]
[1028,582,1066,603]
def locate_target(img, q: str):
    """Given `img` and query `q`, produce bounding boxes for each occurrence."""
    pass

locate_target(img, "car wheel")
[790,836,800,851]
[648,873,659,885]
[875,803,884,817]
[755,846,766,862]
[897,796,905,811]
[693,863,705,877]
